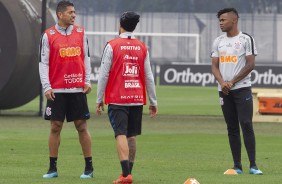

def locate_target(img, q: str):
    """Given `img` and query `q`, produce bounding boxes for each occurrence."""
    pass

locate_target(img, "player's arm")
[211,38,231,95]
[39,33,55,101]
[96,43,113,115]
[144,51,157,117]
[83,34,92,94]
[211,57,225,86]
[229,55,255,85]
[230,35,256,85]
[211,57,231,95]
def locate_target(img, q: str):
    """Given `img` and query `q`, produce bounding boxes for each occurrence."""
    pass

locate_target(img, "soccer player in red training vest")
[96,11,158,183]
[39,0,93,179]
[211,8,263,175]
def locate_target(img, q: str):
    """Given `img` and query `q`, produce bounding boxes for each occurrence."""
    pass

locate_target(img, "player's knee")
[50,125,62,134]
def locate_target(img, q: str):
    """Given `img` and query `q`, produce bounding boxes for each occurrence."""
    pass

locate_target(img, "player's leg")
[67,93,93,178]
[43,94,66,178]
[74,120,92,158]
[116,135,130,172]
[74,119,93,176]
[235,87,263,175]
[108,105,133,183]
[220,91,242,172]
[127,105,143,174]
[127,136,136,173]
[49,120,64,160]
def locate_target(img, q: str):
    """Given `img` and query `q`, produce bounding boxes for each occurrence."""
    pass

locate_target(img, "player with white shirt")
[211,8,263,175]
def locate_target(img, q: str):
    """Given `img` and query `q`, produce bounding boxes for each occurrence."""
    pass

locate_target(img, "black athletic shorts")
[108,104,143,137]
[44,93,90,122]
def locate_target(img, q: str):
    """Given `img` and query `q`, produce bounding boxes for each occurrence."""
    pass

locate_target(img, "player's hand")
[83,84,91,94]
[96,102,104,115]
[220,81,233,95]
[149,105,158,118]
[45,89,55,101]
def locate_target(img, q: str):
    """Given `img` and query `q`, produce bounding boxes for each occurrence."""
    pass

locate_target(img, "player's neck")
[227,28,239,37]
[58,21,71,29]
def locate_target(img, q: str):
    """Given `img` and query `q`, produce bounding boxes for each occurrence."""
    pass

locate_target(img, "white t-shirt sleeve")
[245,36,258,56]
[39,33,52,93]
[96,43,113,103]
[83,35,91,86]
[211,38,219,58]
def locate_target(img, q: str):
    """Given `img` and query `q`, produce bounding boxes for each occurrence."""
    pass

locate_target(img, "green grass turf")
[1,86,281,183]
[0,115,282,184]
[1,85,222,116]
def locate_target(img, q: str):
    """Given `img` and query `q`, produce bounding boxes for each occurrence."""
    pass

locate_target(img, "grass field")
[0,86,282,184]
[2,86,222,116]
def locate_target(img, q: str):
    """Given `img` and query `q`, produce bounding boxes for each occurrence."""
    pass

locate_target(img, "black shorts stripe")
[242,32,255,55]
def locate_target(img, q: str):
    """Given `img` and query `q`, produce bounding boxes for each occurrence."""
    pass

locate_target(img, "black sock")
[250,161,257,168]
[49,157,57,172]
[120,160,130,177]
[234,163,242,170]
[84,157,93,172]
[129,162,134,174]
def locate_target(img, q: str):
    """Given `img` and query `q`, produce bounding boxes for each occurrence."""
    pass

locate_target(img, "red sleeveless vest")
[105,37,148,104]
[45,25,85,89]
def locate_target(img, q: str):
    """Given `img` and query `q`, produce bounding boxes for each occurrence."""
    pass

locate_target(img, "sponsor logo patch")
[219,97,224,106]
[120,45,141,50]
[64,73,83,84]
[76,27,83,32]
[59,47,81,58]
[122,63,139,77]
[124,80,141,88]
[49,30,56,35]
[220,55,238,63]
[46,107,52,116]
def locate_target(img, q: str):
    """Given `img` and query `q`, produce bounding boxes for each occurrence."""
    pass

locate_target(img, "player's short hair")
[56,0,74,17]
[217,8,239,19]
[120,11,140,32]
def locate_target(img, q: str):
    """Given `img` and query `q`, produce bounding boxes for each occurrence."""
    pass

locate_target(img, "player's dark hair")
[56,0,74,17]
[217,8,239,19]
[120,11,140,32]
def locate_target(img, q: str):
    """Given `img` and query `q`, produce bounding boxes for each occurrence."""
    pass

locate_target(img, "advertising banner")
[159,64,282,88]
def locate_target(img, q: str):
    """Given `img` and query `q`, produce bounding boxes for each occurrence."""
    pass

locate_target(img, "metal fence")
[50,0,282,64]
[74,12,282,64]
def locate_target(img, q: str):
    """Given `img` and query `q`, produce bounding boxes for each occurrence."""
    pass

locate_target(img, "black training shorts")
[44,93,90,122]
[108,104,143,137]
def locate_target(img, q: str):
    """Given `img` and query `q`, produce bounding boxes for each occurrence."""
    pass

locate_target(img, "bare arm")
[211,57,232,95]
[230,55,255,85]
[211,57,224,85]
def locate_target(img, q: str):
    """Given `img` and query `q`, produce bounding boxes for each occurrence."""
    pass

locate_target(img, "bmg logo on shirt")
[220,55,238,63]
[59,47,81,58]
[122,63,139,77]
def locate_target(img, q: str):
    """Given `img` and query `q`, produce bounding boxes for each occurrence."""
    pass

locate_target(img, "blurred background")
[0,0,282,113]
[50,0,282,64]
